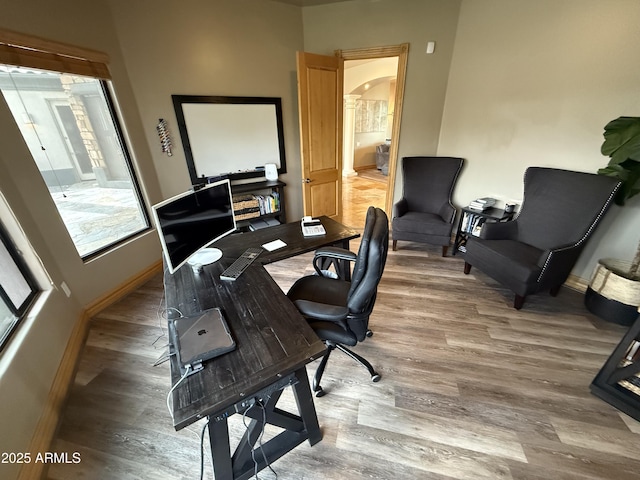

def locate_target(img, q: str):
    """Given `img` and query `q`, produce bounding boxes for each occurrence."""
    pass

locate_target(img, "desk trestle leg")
[208,366,323,480]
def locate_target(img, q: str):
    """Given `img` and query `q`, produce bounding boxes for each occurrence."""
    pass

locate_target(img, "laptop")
[171,307,236,375]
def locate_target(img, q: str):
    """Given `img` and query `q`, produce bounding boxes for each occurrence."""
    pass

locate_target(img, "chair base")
[393,239,449,257]
[313,341,380,397]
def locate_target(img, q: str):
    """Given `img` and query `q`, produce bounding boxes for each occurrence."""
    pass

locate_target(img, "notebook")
[171,307,236,375]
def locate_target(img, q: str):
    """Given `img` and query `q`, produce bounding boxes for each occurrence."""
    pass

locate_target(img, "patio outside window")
[0,66,149,258]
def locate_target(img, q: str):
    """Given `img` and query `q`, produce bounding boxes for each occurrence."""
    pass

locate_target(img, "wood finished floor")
[339,169,387,229]
[46,175,639,480]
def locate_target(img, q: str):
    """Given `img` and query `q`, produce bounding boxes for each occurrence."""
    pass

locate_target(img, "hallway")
[339,168,388,229]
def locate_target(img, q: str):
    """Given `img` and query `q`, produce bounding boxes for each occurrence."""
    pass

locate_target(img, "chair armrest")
[536,244,582,286]
[393,198,408,218]
[314,246,357,262]
[313,247,357,279]
[480,220,518,240]
[438,203,455,223]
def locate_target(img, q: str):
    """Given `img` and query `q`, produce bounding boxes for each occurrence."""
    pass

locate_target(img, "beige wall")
[438,0,640,280]
[107,0,306,220]
[303,0,462,185]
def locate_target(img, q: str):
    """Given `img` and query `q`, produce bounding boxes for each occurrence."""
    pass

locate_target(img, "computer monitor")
[152,179,236,274]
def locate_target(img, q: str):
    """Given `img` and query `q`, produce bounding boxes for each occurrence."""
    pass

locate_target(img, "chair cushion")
[465,238,545,295]
[287,275,356,345]
[293,299,349,322]
[288,275,350,307]
[393,211,451,236]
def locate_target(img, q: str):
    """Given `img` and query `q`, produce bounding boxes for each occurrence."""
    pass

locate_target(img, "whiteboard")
[172,96,286,183]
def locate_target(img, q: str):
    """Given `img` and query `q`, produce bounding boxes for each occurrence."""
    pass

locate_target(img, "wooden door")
[296,51,344,218]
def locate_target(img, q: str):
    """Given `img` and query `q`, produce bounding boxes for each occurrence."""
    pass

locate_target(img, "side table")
[453,206,515,255]
[590,311,640,422]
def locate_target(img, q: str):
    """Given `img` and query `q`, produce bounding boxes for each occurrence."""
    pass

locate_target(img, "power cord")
[152,290,184,367]
[199,419,211,480]
[166,364,192,422]
[242,399,278,479]
[152,290,168,347]
[157,276,212,478]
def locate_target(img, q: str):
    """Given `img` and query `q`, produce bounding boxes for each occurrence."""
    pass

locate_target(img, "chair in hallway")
[287,206,389,396]
[463,167,621,309]
[392,156,464,256]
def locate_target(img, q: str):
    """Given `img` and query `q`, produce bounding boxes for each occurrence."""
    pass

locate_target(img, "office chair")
[392,156,464,256]
[287,207,389,396]
[463,167,620,309]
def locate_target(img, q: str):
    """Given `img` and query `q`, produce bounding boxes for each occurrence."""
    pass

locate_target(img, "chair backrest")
[515,167,620,250]
[401,156,464,215]
[346,207,389,337]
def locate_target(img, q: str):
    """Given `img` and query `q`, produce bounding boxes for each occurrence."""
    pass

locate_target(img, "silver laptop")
[171,307,235,375]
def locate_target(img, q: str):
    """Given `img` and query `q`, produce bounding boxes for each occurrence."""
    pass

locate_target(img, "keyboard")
[219,247,263,281]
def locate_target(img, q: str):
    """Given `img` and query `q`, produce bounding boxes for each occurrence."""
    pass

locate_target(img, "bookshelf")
[231,180,286,231]
[590,312,640,421]
[453,206,515,255]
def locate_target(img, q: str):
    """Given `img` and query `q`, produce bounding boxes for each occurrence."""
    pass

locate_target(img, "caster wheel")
[315,388,326,397]
[371,373,381,382]
[366,330,373,338]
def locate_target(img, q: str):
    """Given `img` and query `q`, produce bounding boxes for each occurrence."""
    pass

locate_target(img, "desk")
[164,216,359,480]
[215,214,358,264]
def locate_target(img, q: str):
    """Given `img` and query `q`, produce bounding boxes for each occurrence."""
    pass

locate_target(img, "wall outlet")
[60,281,71,298]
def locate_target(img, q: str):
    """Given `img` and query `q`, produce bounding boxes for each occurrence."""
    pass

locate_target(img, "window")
[0,30,149,258]
[0,221,38,350]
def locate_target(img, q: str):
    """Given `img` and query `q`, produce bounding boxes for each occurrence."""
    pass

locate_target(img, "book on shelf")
[461,211,486,235]
[618,374,640,397]
[468,197,496,211]
[233,192,281,218]
[625,340,640,362]
[615,342,640,395]
[255,192,280,215]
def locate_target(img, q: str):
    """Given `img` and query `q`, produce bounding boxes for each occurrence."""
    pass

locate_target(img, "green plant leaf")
[599,117,640,203]
[598,161,640,204]
[601,116,640,164]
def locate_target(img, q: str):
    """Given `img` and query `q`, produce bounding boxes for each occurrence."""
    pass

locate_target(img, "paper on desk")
[262,239,287,251]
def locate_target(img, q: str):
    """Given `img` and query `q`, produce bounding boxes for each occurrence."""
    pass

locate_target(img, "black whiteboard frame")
[172,95,287,184]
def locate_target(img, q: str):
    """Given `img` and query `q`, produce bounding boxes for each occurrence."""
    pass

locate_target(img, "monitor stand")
[187,247,223,273]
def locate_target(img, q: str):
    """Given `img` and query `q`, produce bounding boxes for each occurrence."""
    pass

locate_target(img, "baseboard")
[85,260,162,317]
[354,164,377,172]
[565,274,589,293]
[18,259,163,480]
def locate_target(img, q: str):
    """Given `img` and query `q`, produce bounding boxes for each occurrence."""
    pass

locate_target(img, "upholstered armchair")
[463,167,621,309]
[392,156,464,256]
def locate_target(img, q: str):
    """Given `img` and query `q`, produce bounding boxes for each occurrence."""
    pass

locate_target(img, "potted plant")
[585,116,640,325]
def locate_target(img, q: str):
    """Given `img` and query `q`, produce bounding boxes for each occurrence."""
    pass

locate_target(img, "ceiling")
[271,0,349,6]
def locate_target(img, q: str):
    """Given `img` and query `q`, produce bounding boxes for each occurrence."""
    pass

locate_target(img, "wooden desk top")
[165,264,326,429]
[215,215,360,265]
[164,217,359,430]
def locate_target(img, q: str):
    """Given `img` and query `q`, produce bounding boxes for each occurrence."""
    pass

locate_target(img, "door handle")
[303,178,312,183]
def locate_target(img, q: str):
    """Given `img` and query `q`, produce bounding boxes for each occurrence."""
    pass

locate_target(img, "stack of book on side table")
[468,197,496,211]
